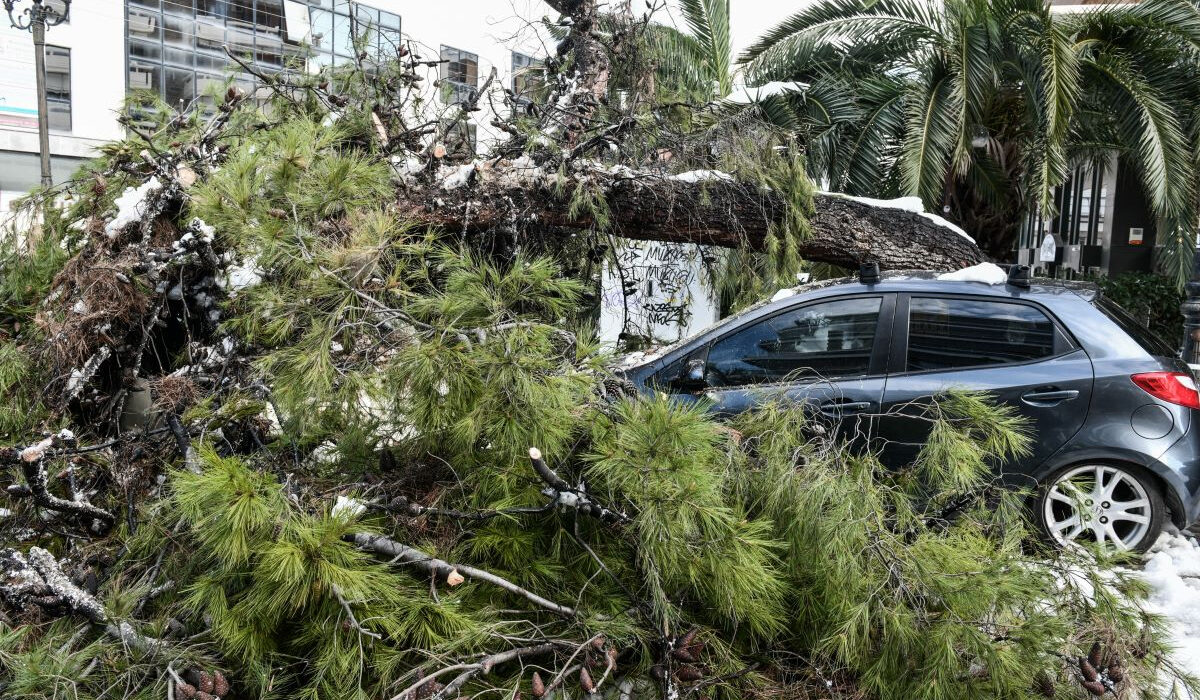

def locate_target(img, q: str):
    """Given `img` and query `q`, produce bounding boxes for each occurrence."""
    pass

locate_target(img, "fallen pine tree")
[0,2,1195,699]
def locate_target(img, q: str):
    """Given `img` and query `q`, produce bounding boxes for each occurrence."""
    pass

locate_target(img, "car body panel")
[619,273,1200,528]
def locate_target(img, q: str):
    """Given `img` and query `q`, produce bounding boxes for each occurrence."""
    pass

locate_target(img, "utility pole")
[3,0,71,188]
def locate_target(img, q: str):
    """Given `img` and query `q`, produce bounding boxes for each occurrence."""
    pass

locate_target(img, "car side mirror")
[685,358,707,383]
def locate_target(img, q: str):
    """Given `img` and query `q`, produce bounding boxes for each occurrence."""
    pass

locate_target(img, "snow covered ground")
[1141,531,1200,675]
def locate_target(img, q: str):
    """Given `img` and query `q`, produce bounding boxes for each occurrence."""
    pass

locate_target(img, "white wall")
[0,0,126,159]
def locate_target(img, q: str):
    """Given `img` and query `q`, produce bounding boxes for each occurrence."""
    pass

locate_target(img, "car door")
[875,294,1094,483]
[683,294,895,442]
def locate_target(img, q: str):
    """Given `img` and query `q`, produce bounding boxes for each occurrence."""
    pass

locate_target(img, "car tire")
[1036,462,1165,554]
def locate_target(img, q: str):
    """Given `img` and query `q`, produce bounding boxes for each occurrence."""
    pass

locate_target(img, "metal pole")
[4,0,70,188]
[31,13,51,187]
[1181,247,1200,367]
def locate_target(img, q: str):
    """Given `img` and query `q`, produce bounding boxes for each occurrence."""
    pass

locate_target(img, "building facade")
[0,0,550,214]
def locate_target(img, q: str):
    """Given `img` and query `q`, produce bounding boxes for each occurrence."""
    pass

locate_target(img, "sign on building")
[0,31,37,129]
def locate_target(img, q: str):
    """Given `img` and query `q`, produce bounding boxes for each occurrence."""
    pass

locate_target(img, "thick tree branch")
[0,547,164,654]
[1,431,116,531]
[401,172,984,271]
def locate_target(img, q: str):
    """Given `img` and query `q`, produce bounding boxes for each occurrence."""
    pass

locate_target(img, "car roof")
[777,271,1099,303]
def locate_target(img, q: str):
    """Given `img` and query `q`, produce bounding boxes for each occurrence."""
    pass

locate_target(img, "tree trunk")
[399,173,984,271]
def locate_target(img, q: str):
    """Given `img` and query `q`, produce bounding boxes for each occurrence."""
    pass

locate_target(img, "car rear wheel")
[1038,463,1165,553]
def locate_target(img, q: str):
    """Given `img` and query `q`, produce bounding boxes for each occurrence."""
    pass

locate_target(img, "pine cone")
[1082,680,1105,696]
[579,667,595,693]
[1033,671,1055,698]
[195,693,218,700]
[175,681,198,700]
[678,627,699,649]
[198,671,215,694]
[1108,662,1124,683]
[1079,657,1099,683]
[1088,641,1103,669]
[675,666,703,683]
[531,671,546,698]
[212,671,230,696]
[671,647,697,662]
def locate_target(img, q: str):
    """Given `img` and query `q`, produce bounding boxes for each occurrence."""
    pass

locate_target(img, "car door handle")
[1021,389,1079,406]
[819,400,873,416]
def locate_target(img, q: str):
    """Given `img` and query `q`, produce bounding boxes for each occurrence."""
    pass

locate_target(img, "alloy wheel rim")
[1043,464,1152,551]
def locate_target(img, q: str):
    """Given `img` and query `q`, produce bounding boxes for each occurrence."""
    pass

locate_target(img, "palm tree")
[738,0,1200,280]
[649,0,733,100]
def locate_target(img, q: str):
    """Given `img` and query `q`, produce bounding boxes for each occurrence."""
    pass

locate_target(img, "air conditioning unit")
[128,13,156,36]
[129,68,153,90]
[195,22,224,44]
[45,53,69,72]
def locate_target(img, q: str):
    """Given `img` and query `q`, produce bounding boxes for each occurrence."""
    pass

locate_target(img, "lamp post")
[3,0,71,188]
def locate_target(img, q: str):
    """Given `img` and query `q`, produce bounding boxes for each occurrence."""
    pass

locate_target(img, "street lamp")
[3,0,71,188]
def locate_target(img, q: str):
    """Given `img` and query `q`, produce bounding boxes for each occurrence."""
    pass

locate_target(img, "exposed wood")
[400,173,985,271]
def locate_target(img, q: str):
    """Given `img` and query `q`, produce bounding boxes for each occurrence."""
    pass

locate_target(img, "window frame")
[43,44,71,132]
[888,293,1078,376]
[682,293,896,390]
[440,45,479,104]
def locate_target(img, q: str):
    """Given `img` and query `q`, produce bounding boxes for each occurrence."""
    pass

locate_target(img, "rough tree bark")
[400,174,985,271]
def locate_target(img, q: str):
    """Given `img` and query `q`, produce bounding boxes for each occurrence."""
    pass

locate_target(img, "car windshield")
[1094,296,1177,358]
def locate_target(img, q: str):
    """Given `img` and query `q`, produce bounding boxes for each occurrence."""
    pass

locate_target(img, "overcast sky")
[728,2,804,56]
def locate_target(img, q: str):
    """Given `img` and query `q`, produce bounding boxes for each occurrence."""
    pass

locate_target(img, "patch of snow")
[441,161,479,190]
[771,288,795,302]
[937,262,1008,285]
[105,178,161,238]
[823,192,975,243]
[725,81,808,104]
[331,495,367,520]
[671,170,734,184]
[220,255,263,295]
[1141,532,1200,674]
[167,284,185,301]
[71,300,89,315]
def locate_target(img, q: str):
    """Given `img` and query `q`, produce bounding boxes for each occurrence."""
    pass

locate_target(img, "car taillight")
[1131,372,1200,409]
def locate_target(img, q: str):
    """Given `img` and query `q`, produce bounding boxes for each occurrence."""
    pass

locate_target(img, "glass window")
[1094,297,1176,357]
[332,12,353,57]
[706,297,883,387]
[163,13,194,49]
[195,19,226,50]
[310,8,333,52]
[512,52,543,101]
[257,0,284,32]
[226,0,255,24]
[906,297,1058,372]
[44,46,70,132]
[164,0,193,15]
[440,45,479,103]
[128,6,160,39]
[197,0,228,19]
[164,67,195,108]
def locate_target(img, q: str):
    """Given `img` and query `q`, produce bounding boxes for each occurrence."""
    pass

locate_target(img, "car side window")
[706,297,883,387]
[907,297,1059,372]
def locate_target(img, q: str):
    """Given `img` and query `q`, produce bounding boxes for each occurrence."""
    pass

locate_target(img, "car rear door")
[875,294,1093,481]
[697,294,895,442]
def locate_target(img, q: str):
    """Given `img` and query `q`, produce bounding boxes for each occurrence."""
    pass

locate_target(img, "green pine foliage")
[137,445,485,700]
[729,395,1182,699]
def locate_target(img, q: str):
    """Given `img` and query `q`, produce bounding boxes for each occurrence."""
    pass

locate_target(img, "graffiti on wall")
[599,240,719,345]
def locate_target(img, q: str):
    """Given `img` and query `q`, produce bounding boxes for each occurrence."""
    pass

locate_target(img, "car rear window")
[1094,296,1177,357]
